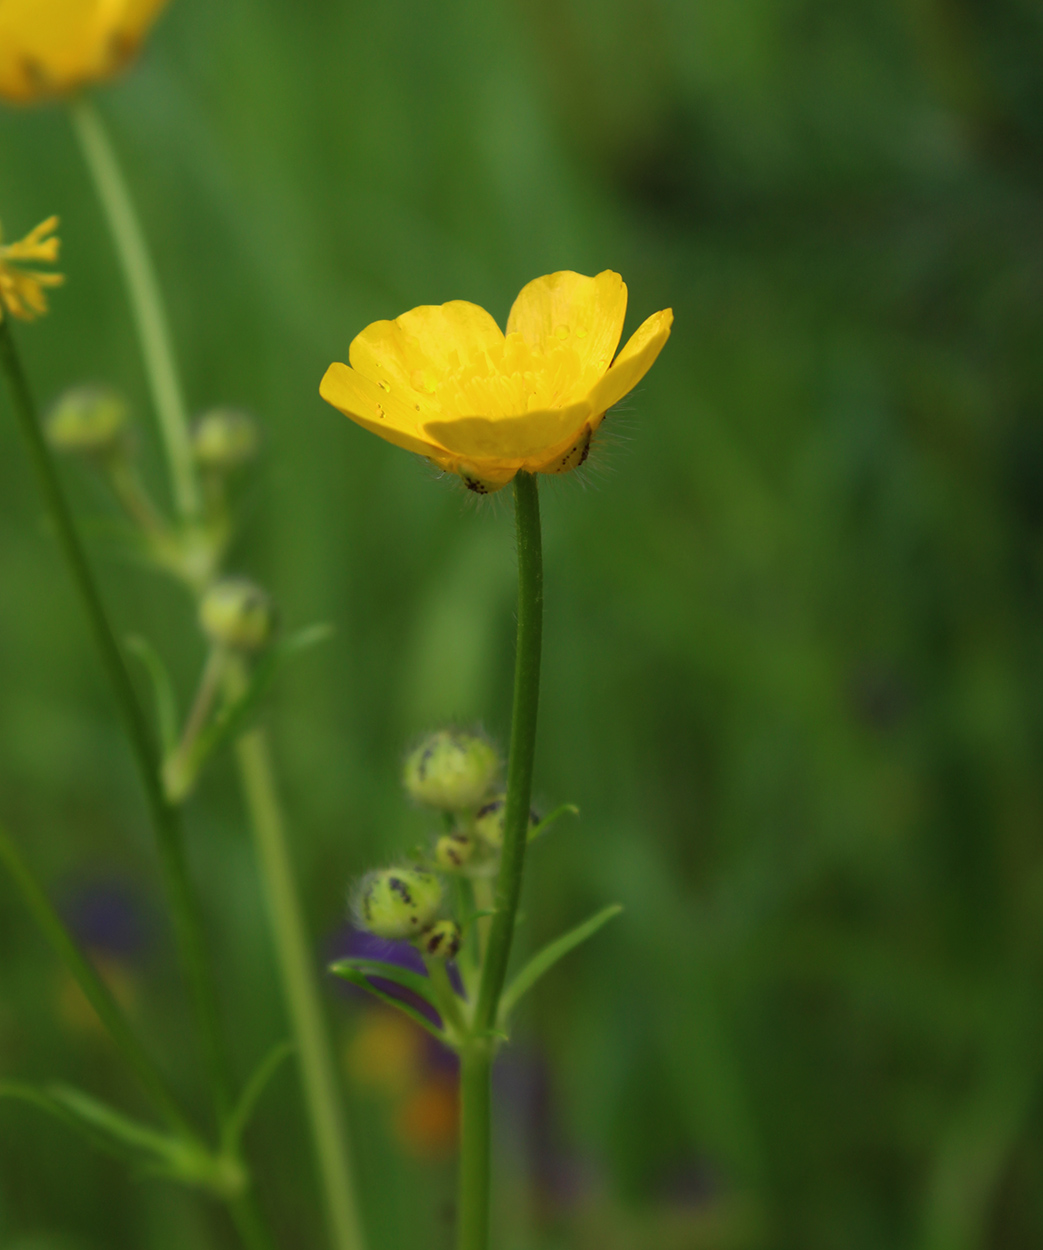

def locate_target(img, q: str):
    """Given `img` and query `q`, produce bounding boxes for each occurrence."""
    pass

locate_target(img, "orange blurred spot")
[394,1074,459,1158]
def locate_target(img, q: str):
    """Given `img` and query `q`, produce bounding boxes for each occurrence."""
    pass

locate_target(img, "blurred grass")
[1,0,1043,1247]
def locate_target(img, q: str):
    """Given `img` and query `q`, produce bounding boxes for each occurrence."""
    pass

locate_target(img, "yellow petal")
[506,270,627,397]
[422,401,591,462]
[349,300,504,413]
[0,0,169,102]
[587,308,673,418]
[320,362,449,462]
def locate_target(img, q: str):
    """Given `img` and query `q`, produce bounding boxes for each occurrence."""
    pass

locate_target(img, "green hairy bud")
[198,578,275,651]
[403,729,499,811]
[192,407,259,470]
[434,831,474,871]
[354,868,443,940]
[45,385,128,455]
[419,919,462,961]
[473,795,538,849]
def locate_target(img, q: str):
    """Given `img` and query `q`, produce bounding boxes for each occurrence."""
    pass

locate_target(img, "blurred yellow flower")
[0,0,169,103]
[0,215,63,321]
[320,270,672,493]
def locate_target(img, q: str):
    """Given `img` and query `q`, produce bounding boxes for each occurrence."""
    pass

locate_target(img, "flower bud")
[434,831,474,871]
[403,729,499,811]
[354,868,443,940]
[474,796,538,849]
[418,919,461,961]
[192,408,259,470]
[45,385,128,455]
[198,578,275,651]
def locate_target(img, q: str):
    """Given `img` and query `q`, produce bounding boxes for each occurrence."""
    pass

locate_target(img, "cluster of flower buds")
[352,727,516,960]
[404,729,540,879]
[351,727,545,966]
[403,727,516,878]
[43,385,264,593]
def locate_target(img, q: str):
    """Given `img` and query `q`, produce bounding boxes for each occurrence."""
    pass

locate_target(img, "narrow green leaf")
[330,963,448,1044]
[192,623,333,765]
[528,803,579,843]
[126,634,180,757]
[499,904,623,1023]
[329,957,439,1008]
[48,1084,181,1158]
[0,821,189,1135]
[224,1040,294,1150]
[44,1085,240,1196]
[0,1081,146,1167]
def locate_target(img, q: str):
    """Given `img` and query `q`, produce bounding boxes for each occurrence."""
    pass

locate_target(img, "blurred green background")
[2,0,1043,1247]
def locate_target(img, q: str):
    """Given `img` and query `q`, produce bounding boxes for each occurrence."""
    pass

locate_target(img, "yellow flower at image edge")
[0,216,63,321]
[320,270,672,493]
[0,0,169,103]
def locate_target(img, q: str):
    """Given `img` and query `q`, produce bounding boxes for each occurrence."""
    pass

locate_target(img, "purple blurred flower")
[61,878,150,960]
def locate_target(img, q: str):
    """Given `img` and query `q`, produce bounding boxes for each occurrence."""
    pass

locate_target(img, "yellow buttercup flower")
[0,216,64,320]
[0,0,169,103]
[320,270,673,493]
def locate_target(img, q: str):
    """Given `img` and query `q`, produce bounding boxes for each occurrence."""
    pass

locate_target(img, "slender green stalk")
[69,96,200,520]
[475,472,544,1033]
[228,1193,278,1250]
[0,318,231,1126]
[0,820,189,1136]
[69,91,366,1248]
[225,658,367,1250]
[0,317,278,1246]
[457,1044,493,1250]
[458,470,543,1250]
[422,956,468,1041]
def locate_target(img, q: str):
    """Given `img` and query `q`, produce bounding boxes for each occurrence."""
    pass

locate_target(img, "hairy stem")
[475,471,543,1031]
[461,470,544,1250]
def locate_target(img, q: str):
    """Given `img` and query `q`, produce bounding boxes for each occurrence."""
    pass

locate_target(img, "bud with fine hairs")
[353,868,443,941]
[192,407,260,471]
[45,385,128,457]
[419,919,462,961]
[473,795,539,850]
[434,831,474,871]
[403,728,499,812]
[198,578,275,652]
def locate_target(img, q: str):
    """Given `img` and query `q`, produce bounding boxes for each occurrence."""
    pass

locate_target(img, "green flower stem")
[107,456,169,537]
[460,470,544,1250]
[457,1042,493,1250]
[69,96,200,521]
[0,819,190,1137]
[224,656,367,1250]
[178,645,227,757]
[475,471,543,1032]
[0,318,232,1127]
